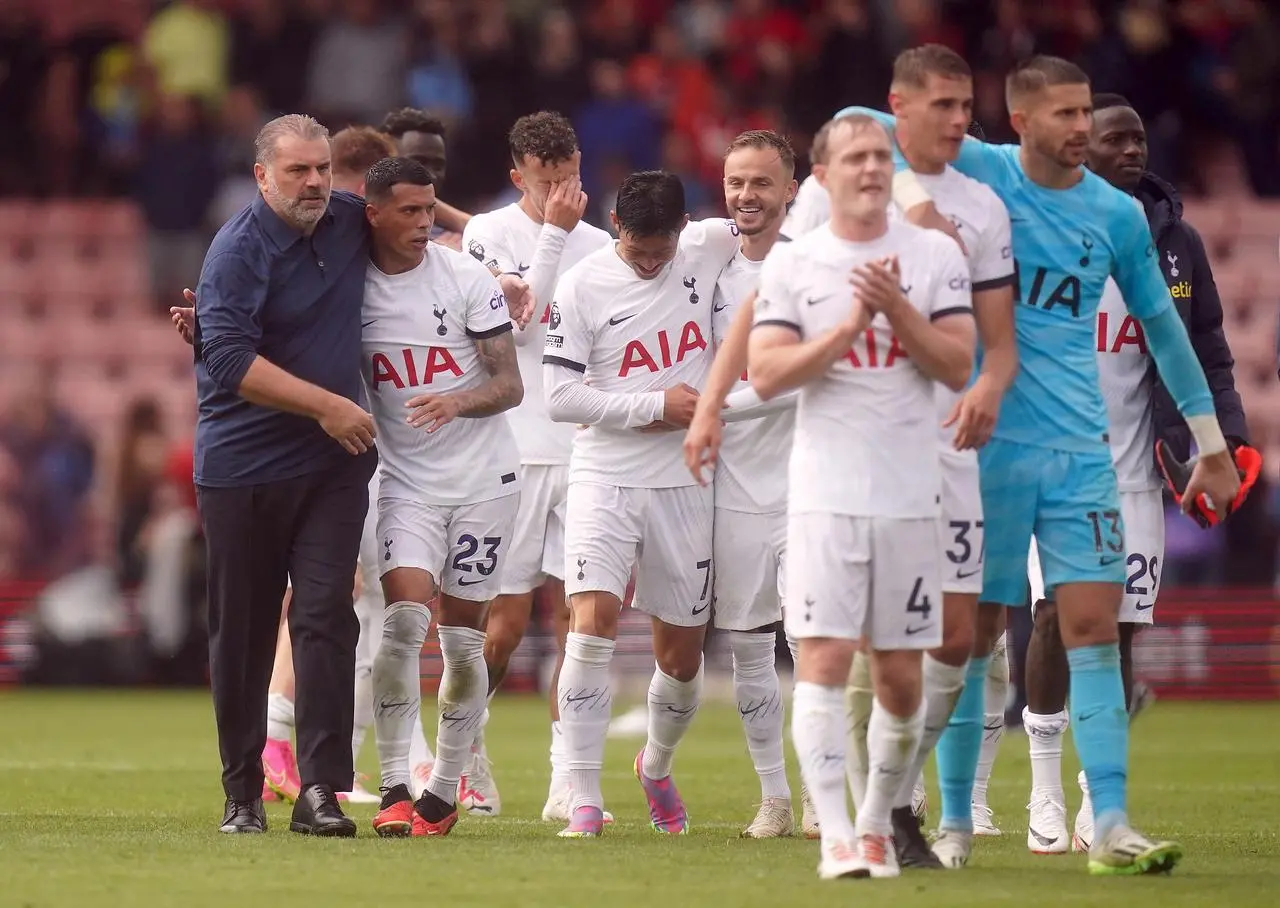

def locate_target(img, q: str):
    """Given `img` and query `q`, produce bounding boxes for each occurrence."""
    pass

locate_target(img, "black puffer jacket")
[1137,172,1250,459]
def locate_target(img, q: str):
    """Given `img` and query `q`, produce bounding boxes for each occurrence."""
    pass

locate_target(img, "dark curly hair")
[508,111,580,166]
[381,108,446,141]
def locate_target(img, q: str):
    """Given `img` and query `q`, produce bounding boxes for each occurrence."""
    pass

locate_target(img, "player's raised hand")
[902,201,968,256]
[851,256,908,316]
[405,392,463,433]
[544,176,588,234]
[1181,448,1242,524]
[682,399,724,485]
[319,395,376,455]
[661,383,701,428]
[498,273,537,327]
[171,289,197,345]
[944,373,1003,449]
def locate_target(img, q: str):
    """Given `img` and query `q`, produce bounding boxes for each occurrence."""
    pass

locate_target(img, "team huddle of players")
[258,42,1247,881]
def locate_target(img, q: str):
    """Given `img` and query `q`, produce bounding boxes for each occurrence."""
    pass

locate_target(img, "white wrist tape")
[1186,414,1228,458]
[892,169,933,212]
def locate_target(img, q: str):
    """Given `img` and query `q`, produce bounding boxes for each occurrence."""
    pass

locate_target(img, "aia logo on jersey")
[619,321,707,377]
[370,347,464,388]
[845,328,908,369]
[1096,311,1147,355]
[683,276,699,304]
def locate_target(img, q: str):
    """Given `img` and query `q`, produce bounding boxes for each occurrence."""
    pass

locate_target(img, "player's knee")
[797,637,857,686]
[437,594,485,631]
[974,602,1005,654]
[869,649,923,715]
[934,597,975,666]
[1032,600,1060,640]
[654,627,706,682]
[568,591,621,639]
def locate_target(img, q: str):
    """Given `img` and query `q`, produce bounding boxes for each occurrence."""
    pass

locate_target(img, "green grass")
[1,692,1277,907]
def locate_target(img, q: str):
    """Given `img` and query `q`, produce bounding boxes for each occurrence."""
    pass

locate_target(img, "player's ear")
[888,90,905,117]
[609,210,620,235]
[678,213,690,234]
[813,163,829,191]
[1008,108,1028,138]
[785,178,799,206]
[364,202,376,227]
[509,168,523,192]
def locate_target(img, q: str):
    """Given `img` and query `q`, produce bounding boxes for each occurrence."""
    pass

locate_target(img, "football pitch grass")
[1,691,1276,908]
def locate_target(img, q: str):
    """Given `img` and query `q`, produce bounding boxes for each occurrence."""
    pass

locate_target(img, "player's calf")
[484,592,535,692]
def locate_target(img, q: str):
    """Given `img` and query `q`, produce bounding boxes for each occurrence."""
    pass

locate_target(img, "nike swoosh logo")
[517,263,530,273]
[905,624,932,635]
[956,568,981,579]
[712,304,727,312]
[458,577,486,586]
[1028,827,1058,847]
[806,297,821,306]
[608,314,636,325]
[1133,601,1154,611]
[1010,217,1028,223]
[361,320,376,328]
[691,601,710,615]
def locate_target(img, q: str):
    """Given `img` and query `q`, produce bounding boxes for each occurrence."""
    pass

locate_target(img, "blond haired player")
[748,114,975,879]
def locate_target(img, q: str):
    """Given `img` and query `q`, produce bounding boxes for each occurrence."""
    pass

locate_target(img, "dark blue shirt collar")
[252,191,336,250]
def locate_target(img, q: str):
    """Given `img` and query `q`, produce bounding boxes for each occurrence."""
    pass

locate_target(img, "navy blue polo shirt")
[193,190,369,487]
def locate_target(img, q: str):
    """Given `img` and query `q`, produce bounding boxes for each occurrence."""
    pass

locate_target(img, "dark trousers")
[196,449,376,802]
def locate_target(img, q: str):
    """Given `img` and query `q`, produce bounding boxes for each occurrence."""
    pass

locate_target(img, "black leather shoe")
[219,797,266,834]
[891,806,943,869]
[289,784,357,837]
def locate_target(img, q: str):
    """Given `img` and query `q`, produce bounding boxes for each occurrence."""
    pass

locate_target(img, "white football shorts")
[564,482,714,628]
[1028,488,1164,624]
[786,513,944,650]
[712,507,786,631]
[377,493,521,602]
[500,464,568,596]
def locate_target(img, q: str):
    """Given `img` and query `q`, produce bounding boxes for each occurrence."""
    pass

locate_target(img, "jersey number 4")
[905,577,933,621]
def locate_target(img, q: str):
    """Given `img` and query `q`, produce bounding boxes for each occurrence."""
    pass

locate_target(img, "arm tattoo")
[454,330,523,417]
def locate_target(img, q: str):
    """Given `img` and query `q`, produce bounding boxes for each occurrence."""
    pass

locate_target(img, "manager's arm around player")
[194,115,378,837]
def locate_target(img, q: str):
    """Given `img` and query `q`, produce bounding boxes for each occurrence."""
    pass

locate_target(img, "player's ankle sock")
[1067,643,1128,838]
[372,601,430,789]
[729,631,790,800]
[560,632,615,810]
[266,692,294,742]
[427,625,488,804]
[844,649,873,810]
[352,666,373,763]
[642,658,704,780]
[549,720,569,790]
[892,655,966,808]
[935,654,989,831]
[858,697,925,836]
[409,709,434,769]
[1022,708,1068,799]
[975,640,1009,802]
[792,681,856,842]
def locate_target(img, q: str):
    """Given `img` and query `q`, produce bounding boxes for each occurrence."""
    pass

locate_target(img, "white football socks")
[792,681,855,844]
[558,632,615,811]
[858,697,925,837]
[549,720,569,791]
[266,692,294,742]
[974,637,1010,805]
[372,601,430,790]
[642,659,704,780]
[844,650,874,811]
[892,655,966,809]
[352,665,373,763]
[409,709,434,770]
[427,625,488,804]
[1023,707,1070,800]
[729,631,790,800]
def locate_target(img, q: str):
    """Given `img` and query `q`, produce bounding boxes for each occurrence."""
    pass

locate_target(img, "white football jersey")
[898,169,1015,456]
[543,218,740,488]
[780,174,830,240]
[362,245,521,506]
[1096,276,1158,491]
[462,203,612,465]
[713,250,794,513]
[754,222,973,518]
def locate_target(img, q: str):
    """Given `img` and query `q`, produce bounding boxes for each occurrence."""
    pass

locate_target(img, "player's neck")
[371,245,425,275]
[737,222,781,262]
[829,211,889,243]
[1018,146,1085,190]
[895,130,947,176]
[518,194,545,226]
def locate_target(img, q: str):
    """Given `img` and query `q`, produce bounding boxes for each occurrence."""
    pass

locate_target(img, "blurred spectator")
[113,398,170,590]
[529,7,589,115]
[575,59,661,201]
[228,0,317,117]
[0,368,95,581]
[209,84,268,225]
[306,0,405,126]
[805,0,892,135]
[141,0,229,106]
[1221,0,1280,196]
[673,0,732,58]
[404,0,473,125]
[134,92,220,308]
[0,0,49,195]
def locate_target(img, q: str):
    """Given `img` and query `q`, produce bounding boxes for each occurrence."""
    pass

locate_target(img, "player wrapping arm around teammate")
[749,114,976,881]
[542,172,739,839]
[840,53,1241,875]
[458,112,614,820]
[356,158,526,839]
[1020,93,1256,856]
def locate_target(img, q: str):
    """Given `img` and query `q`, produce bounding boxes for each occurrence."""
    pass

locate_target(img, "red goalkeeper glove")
[1155,438,1261,528]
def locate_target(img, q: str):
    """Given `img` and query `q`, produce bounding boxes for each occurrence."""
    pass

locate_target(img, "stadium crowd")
[1,0,1279,684]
